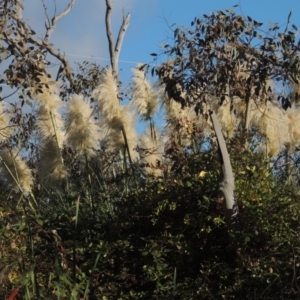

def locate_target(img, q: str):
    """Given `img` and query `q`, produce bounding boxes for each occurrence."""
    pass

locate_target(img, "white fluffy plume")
[93,68,139,160]
[65,94,99,158]
[0,148,33,194]
[131,65,158,120]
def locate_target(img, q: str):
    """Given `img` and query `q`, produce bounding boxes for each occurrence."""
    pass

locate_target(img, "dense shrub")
[1,139,300,299]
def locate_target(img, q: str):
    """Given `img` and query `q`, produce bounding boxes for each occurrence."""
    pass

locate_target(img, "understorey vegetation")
[1,1,300,299]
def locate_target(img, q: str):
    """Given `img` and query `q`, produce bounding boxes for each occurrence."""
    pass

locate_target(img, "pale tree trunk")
[210,110,240,234]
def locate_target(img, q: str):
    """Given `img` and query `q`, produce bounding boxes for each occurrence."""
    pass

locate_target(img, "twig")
[44,0,76,43]
[284,9,293,34]
[8,15,75,87]
[41,0,51,32]
[1,87,21,101]
[34,38,74,86]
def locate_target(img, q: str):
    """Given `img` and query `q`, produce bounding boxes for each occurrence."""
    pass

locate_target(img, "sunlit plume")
[65,94,99,158]
[0,148,33,194]
[131,65,158,120]
[291,83,300,104]
[92,68,121,126]
[0,102,14,143]
[163,94,212,146]
[217,97,241,139]
[93,68,139,160]
[32,73,65,145]
[250,101,290,157]
[102,106,139,161]
[31,71,66,184]
[287,105,300,150]
[164,96,192,146]
[140,126,163,177]
[38,139,67,186]
[35,108,65,147]
[30,68,60,109]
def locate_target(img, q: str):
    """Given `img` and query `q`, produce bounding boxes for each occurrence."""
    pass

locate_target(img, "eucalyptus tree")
[156,8,300,235]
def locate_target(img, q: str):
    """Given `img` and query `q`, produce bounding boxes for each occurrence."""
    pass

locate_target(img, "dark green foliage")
[1,138,300,299]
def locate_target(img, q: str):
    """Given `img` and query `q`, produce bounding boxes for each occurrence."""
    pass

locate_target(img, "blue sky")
[1,0,300,109]
[21,0,300,82]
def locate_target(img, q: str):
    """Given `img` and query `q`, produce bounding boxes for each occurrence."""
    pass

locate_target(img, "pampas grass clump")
[33,73,65,146]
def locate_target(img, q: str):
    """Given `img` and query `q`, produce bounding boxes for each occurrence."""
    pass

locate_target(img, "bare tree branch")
[12,17,75,87]
[44,0,76,43]
[33,38,75,86]
[105,0,117,76]
[41,0,51,32]
[115,12,130,70]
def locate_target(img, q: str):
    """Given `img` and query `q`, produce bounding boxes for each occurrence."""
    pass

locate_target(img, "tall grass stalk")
[121,125,137,187]
[173,267,177,295]
[84,252,101,299]
[72,195,80,286]
[49,111,64,165]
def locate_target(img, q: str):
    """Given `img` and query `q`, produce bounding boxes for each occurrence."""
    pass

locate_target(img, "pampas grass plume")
[92,68,120,126]
[38,139,67,186]
[131,65,158,120]
[104,106,139,161]
[65,94,98,157]
[36,109,65,147]
[93,68,139,160]
[217,97,240,139]
[0,148,33,194]
[287,105,300,149]
[251,101,290,157]
[140,126,163,177]
[0,102,14,143]
[30,70,64,143]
